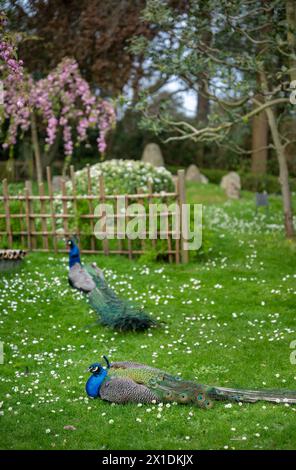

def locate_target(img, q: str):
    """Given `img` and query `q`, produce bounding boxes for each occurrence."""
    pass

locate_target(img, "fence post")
[177,169,189,264]
[125,194,132,260]
[70,165,79,241]
[25,180,36,250]
[99,175,109,255]
[46,166,57,253]
[2,179,12,248]
[39,182,48,250]
[61,179,69,239]
[25,182,32,250]
[148,179,157,252]
[87,165,95,251]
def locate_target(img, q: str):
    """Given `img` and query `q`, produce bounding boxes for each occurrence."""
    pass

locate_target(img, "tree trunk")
[30,112,43,184]
[286,0,296,81]
[197,79,210,125]
[196,2,211,165]
[264,105,294,238]
[251,94,268,175]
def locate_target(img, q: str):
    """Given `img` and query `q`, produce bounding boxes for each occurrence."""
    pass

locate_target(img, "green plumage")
[68,257,156,331]
[86,264,156,331]
[96,361,296,408]
[109,366,211,408]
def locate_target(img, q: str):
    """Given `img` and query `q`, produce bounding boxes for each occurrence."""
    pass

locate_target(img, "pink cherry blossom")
[2,57,116,158]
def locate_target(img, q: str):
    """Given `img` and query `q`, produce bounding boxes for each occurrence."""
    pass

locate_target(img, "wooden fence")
[0,167,189,263]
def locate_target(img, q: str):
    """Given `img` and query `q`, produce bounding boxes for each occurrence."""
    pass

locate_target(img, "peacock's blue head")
[86,358,110,398]
[87,362,104,376]
[67,236,81,268]
[85,356,111,398]
[67,236,78,250]
[87,356,111,376]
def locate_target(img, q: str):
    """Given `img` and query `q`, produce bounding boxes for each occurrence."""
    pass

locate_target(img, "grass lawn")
[0,182,296,450]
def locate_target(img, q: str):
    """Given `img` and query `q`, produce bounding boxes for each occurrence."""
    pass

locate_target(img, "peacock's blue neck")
[85,369,108,398]
[69,243,81,268]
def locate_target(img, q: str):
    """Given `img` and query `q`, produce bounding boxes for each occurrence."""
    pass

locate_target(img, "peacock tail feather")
[102,361,296,407]
[108,366,212,408]
[84,264,156,331]
[87,280,156,331]
[206,386,296,404]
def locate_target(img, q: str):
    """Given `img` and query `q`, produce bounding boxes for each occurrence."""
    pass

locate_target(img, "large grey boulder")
[141,143,164,167]
[185,164,209,184]
[220,171,241,199]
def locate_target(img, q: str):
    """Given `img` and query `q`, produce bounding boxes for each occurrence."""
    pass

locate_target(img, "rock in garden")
[185,164,208,184]
[200,174,209,184]
[220,171,241,199]
[52,175,67,192]
[141,143,164,167]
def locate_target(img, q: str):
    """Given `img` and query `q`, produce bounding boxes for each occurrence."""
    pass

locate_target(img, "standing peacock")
[67,237,156,331]
[86,357,296,408]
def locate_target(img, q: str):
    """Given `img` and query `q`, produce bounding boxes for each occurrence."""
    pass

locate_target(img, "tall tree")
[5,0,185,96]
[131,0,295,238]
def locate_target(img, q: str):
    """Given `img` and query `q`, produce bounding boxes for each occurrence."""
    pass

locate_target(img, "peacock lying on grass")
[86,357,296,408]
[0,250,27,272]
[67,238,156,331]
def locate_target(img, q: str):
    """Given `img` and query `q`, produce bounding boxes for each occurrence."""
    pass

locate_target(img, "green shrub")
[67,159,175,195]
[202,168,228,185]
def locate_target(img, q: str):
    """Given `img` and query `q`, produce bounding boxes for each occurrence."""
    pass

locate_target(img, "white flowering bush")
[51,160,175,253]
[65,159,175,195]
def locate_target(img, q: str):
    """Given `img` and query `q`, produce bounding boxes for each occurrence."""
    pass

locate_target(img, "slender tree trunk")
[251,94,268,175]
[197,79,210,125]
[264,104,294,238]
[196,2,211,166]
[30,112,43,184]
[286,0,296,81]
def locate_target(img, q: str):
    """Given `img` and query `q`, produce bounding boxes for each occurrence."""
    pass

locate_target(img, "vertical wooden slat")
[99,175,109,255]
[70,165,79,241]
[87,165,95,251]
[178,169,188,263]
[25,186,31,250]
[137,187,145,253]
[25,180,36,249]
[174,172,180,264]
[46,166,57,253]
[61,179,69,239]
[39,182,48,250]
[148,179,157,251]
[19,197,25,247]
[116,195,123,253]
[2,179,12,248]
[166,193,173,263]
[125,194,132,259]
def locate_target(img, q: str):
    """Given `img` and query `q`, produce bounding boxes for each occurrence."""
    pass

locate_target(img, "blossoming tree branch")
[1,15,116,183]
